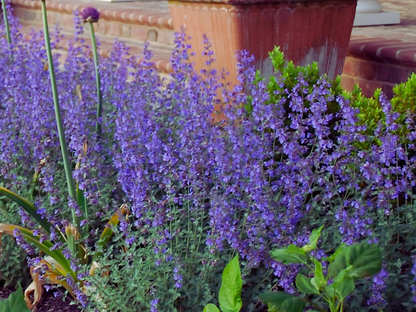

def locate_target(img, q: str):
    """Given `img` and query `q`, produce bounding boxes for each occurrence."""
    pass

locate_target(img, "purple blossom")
[81,7,100,23]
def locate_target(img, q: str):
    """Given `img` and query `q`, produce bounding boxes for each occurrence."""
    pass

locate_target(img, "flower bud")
[81,7,100,23]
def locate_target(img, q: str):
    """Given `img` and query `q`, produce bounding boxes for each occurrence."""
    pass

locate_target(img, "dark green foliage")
[0,195,29,287]
[0,284,30,312]
[260,292,306,312]
[264,228,382,312]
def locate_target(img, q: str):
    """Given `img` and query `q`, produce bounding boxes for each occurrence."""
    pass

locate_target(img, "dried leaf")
[24,267,44,311]
[76,84,83,101]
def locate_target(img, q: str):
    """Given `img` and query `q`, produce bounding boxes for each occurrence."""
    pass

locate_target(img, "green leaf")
[76,185,88,229]
[311,259,326,291]
[0,284,31,312]
[219,255,243,312]
[271,245,307,264]
[203,304,220,312]
[295,274,320,295]
[259,291,306,312]
[323,243,345,263]
[303,225,324,252]
[328,243,382,280]
[269,46,285,73]
[325,284,335,301]
[0,186,53,235]
[333,270,355,300]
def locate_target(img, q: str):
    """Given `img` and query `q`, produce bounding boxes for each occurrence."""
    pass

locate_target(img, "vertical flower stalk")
[81,8,102,135]
[1,0,11,46]
[40,0,78,226]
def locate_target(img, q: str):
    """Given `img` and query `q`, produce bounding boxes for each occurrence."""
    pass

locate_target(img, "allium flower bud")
[81,7,100,23]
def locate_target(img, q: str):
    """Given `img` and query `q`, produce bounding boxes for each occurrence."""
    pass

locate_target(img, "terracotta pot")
[168,0,358,84]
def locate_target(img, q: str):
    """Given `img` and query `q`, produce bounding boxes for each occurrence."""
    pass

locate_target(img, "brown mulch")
[0,283,82,312]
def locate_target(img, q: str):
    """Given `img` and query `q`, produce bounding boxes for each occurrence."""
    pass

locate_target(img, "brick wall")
[341,37,416,98]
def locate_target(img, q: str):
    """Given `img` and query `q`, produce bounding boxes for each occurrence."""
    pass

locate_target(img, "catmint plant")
[0,2,123,309]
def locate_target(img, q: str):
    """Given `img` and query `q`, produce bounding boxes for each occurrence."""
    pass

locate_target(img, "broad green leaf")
[328,243,382,280]
[259,291,306,312]
[311,259,326,291]
[325,284,335,300]
[330,268,355,301]
[0,284,31,312]
[295,274,320,295]
[203,304,220,312]
[0,186,53,235]
[271,245,307,264]
[219,255,243,312]
[334,273,355,300]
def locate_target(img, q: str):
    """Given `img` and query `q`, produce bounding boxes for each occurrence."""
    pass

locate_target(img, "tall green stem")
[89,22,103,136]
[1,0,11,46]
[41,0,78,227]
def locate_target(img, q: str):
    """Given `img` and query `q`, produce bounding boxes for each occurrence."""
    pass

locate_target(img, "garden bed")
[2,0,416,312]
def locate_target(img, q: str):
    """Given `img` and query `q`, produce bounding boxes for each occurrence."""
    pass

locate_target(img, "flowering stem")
[89,22,103,136]
[1,0,11,46]
[40,0,78,227]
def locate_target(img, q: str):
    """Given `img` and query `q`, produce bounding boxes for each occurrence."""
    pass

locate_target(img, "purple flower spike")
[81,7,100,23]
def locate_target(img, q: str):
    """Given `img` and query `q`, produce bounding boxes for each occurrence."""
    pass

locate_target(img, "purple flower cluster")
[108,31,416,308]
[367,268,388,308]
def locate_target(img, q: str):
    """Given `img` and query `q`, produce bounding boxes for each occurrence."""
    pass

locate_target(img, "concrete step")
[11,0,174,72]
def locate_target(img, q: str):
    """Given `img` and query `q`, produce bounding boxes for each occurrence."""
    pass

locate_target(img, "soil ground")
[0,282,81,312]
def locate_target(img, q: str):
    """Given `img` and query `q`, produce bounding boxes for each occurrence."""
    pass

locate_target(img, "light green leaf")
[295,274,320,295]
[306,225,324,252]
[203,304,220,312]
[271,245,308,264]
[259,291,306,312]
[328,243,382,280]
[311,259,326,291]
[219,255,243,312]
[269,46,285,73]
[0,284,31,312]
